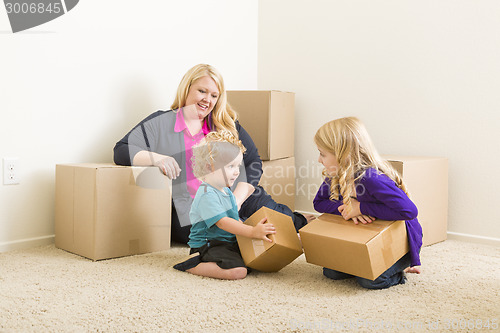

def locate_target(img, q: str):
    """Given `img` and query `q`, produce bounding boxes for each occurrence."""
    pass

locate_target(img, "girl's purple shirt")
[313,168,423,266]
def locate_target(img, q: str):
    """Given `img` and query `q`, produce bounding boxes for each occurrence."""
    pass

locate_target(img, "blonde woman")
[313,117,422,289]
[114,64,308,243]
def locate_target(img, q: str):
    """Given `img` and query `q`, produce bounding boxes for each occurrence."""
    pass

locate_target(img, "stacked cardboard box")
[227,90,296,210]
[55,164,172,261]
[383,155,449,246]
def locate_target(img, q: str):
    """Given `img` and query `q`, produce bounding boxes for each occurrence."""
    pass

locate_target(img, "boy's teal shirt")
[188,182,239,249]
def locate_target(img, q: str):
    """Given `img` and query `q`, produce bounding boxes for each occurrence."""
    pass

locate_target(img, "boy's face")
[205,152,243,191]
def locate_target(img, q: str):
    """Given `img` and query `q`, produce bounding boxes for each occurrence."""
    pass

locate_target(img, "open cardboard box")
[55,163,172,261]
[299,213,409,280]
[236,207,303,272]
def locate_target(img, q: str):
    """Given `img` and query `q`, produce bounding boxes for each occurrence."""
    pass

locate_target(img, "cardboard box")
[236,207,303,272]
[299,214,409,280]
[55,163,172,261]
[384,155,448,246]
[259,157,295,210]
[227,90,295,161]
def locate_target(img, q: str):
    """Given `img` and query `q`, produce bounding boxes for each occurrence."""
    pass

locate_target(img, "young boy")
[173,131,275,280]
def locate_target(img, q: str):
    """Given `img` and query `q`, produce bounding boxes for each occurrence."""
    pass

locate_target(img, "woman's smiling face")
[184,76,220,120]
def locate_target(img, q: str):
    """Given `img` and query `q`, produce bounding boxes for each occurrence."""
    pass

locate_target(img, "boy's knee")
[227,267,247,280]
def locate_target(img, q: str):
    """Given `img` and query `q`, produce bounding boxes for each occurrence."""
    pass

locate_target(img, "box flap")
[56,163,127,169]
[57,163,168,189]
[263,208,302,250]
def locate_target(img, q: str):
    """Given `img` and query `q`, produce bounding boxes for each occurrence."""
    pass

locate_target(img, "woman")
[113,64,309,243]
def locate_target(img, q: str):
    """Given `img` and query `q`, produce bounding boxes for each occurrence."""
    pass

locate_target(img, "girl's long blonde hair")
[171,64,239,137]
[314,117,409,213]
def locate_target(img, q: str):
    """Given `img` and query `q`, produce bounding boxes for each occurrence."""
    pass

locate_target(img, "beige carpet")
[0,240,499,332]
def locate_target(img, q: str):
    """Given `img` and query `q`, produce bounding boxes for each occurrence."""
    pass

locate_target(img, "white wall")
[0,0,258,251]
[258,0,500,242]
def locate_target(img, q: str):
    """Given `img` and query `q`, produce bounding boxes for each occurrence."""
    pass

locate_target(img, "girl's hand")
[338,199,361,220]
[339,199,375,224]
[251,217,276,242]
[352,215,376,225]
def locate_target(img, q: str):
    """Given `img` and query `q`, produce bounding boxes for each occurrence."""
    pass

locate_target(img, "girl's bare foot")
[404,266,422,274]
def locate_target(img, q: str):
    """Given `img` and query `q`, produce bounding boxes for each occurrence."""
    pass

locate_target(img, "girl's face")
[184,76,220,121]
[317,146,340,176]
[205,152,243,191]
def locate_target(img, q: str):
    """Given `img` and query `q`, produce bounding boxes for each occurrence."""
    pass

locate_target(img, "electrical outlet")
[3,157,20,185]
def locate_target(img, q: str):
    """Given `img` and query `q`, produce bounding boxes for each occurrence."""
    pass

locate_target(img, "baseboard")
[296,210,500,247]
[0,235,55,253]
[447,232,500,247]
[295,210,320,217]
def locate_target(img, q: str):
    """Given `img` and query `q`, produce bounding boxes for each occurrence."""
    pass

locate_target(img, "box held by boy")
[227,90,294,161]
[236,207,303,272]
[55,163,172,261]
[299,213,409,280]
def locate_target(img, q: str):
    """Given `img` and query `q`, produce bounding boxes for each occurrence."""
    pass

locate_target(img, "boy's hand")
[251,217,276,242]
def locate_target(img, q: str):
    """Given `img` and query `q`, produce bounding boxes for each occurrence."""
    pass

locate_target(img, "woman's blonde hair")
[192,130,246,180]
[314,117,409,213]
[171,64,239,137]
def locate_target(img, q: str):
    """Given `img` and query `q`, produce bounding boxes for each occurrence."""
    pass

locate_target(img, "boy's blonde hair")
[171,64,239,138]
[314,117,409,212]
[192,131,246,180]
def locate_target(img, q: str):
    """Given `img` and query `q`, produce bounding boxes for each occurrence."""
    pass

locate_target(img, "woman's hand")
[338,199,375,224]
[233,182,255,210]
[154,155,182,179]
[133,151,182,179]
[154,156,181,179]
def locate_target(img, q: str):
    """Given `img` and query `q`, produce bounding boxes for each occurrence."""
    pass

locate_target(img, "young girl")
[313,117,422,289]
[174,131,276,280]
